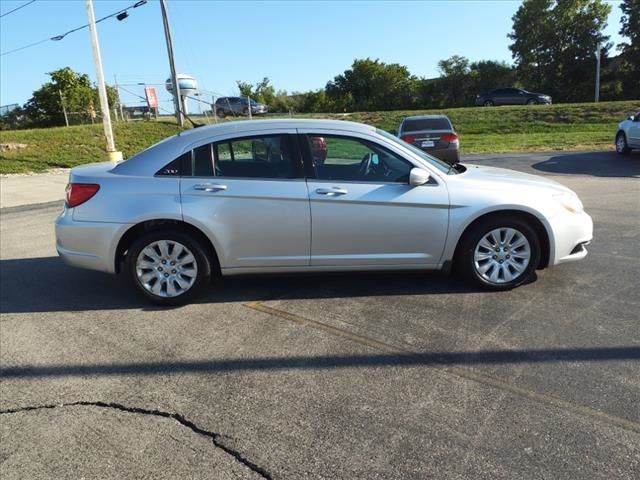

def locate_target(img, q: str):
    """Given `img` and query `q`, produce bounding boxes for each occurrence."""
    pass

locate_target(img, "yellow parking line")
[244,300,640,435]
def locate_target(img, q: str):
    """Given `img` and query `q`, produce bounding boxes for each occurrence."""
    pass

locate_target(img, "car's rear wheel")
[243,107,249,116]
[457,217,540,290]
[126,230,210,305]
[616,132,631,154]
[483,100,494,107]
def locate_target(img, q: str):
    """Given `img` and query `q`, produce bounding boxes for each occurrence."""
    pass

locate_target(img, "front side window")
[304,135,413,183]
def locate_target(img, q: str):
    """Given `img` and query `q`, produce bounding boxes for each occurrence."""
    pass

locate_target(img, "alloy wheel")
[473,227,531,284]
[135,240,198,298]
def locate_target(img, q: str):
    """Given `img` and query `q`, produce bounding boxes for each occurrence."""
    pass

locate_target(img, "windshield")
[376,129,453,174]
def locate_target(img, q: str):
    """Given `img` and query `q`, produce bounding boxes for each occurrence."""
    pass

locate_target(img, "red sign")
[144,87,158,108]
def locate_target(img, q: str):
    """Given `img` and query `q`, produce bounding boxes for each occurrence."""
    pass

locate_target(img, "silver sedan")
[55,119,593,304]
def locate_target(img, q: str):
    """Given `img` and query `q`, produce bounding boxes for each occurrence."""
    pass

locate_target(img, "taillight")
[441,133,459,143]
[401,135,416,143]
[65,183,100,208]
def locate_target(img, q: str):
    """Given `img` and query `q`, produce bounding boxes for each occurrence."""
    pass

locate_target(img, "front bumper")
[55,207,129,274]
[548,210,593,265]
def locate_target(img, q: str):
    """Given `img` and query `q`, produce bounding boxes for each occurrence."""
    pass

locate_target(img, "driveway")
[1,150,639,479]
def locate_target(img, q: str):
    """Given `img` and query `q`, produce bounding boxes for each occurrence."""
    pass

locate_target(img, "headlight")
[553,191,583,213]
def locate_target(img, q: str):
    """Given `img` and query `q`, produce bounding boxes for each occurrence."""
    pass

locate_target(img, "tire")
[216,109,226,118]
[456,216,541,291]
[526,99,538,105]
[483,100,494,107]
[615,132,631,154]
[126,229,211,306]
[243,107,249,116]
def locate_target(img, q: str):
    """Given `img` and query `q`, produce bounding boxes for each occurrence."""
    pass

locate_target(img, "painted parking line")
[244,299,640,435]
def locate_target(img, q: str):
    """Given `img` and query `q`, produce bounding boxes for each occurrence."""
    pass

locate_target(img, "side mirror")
[629,115,635,121]
[409,168,430,186]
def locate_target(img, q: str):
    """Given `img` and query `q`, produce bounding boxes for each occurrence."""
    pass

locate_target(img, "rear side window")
[402,118,452,132]
[166,134,299,179]
[215,135,297,179]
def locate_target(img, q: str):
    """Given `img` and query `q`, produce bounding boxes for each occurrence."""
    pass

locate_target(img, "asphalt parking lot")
[1,150,639,479]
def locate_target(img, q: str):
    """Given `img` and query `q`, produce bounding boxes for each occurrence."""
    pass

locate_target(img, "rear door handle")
[194,183,227,192]
[315,187,348,196]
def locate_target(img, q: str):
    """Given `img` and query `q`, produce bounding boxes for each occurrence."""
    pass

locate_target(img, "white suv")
[615,112,640,154]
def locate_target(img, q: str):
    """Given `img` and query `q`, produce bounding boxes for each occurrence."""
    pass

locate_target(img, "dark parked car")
[214,97,267,117]
[398,115,459,164]
[475,88,552,107]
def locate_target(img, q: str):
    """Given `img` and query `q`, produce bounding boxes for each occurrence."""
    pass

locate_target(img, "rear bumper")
[548,210,593,265]
[420,146,460,164]
[55,207,129,274]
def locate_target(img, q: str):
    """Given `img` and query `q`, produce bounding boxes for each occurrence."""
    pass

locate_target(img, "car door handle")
[193,183,227,192]
[315,187,348,196]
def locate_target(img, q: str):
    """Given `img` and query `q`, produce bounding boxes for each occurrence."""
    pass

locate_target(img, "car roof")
[176,118,375,142]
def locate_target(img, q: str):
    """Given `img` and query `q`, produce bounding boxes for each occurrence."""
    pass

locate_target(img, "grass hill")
[1,100,638,174]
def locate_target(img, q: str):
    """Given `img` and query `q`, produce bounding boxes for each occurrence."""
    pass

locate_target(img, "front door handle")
[315,187,348,196]
[194,183,227,192]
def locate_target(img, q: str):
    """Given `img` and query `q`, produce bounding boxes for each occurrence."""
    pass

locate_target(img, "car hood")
[460,163,570,193]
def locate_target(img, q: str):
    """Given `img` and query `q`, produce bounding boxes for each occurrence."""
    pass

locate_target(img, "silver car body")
[615,112,640,151]
[56,119,592,277]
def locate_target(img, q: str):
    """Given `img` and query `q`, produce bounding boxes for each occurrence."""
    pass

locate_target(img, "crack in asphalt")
[0,401,272,480]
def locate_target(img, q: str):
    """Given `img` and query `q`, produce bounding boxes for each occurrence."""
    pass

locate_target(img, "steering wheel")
[358,153,375,178]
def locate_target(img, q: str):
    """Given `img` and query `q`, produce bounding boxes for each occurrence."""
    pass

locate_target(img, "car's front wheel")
[126,230,211,305]
[526,99,538,105]
[457,217,541,290]
[216,109,226,118]
[616,132,631,154]
[483,100,494,107]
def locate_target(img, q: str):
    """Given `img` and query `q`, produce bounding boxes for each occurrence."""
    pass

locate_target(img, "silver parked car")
[615,112,640,154]
[56,119,593,305]
[398,115,460,164]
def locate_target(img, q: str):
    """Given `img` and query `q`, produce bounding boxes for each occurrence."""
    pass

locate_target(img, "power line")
[0,0,146,57]
[0,0,36,19]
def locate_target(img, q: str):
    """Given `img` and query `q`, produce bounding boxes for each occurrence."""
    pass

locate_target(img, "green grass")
[1,100,638,174]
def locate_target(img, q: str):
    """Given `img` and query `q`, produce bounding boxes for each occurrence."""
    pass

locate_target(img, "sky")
[0,0,627,112]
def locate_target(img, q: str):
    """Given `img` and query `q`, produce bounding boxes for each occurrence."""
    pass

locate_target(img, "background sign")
[144,87,159,109]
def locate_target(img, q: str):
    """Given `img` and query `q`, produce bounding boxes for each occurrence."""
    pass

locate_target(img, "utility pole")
[86,0,121,161]
[58,89,69,127]
[160,0,183,127]
[594,41,601,103]
[114,74,126,122]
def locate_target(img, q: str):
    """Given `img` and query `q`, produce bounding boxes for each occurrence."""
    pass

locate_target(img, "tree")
[22,67,118,127]
[325,58,418,111]
[469,60,516,94]
[236,77,276,105]
[508,0,612,101]
[618,0,640,98]
[437,55,472,106]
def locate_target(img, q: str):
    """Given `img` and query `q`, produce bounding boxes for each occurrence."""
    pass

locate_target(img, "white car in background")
[55,119,593,305]
[615,112,640,154]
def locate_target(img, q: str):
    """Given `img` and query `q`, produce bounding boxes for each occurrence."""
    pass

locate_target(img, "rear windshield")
[402,118,452,132]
